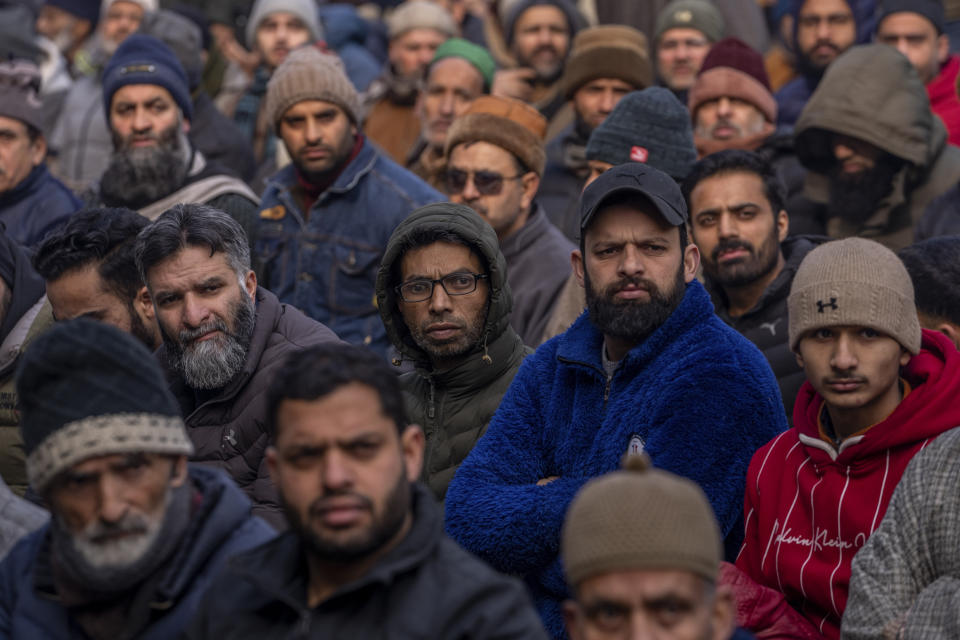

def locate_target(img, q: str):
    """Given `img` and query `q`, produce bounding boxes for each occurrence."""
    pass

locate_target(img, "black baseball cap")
[579,163,688,233]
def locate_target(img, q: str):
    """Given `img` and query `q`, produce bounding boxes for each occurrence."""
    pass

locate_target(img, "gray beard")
[51,480,192,594]
[162,291,256,390]
[100,128,191,210]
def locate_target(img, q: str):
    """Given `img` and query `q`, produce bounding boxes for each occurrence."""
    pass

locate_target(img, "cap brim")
[580,185,686,232]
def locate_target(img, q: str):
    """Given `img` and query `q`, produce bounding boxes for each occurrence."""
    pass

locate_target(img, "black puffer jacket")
[161,287,340,529]
[706,236,825,423]
[375,204,530,501]
[185,483,548,639]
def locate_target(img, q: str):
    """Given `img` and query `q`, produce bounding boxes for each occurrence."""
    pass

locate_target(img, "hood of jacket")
[318,4,369,49]
[376,202,513,368]
[789,0,874,51]
[793,329,960,464]
[795,44,946,174]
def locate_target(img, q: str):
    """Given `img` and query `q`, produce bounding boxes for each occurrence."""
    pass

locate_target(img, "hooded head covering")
[0,229,45,346]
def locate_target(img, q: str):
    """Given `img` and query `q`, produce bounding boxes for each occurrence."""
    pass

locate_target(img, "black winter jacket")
[185,483,548,640]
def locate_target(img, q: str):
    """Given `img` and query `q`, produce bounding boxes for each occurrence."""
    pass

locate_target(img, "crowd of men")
[2,0,960,637]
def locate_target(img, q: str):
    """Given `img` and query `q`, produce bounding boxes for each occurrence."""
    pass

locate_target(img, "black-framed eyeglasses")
[445,168,523,196]
[395,272,489,303]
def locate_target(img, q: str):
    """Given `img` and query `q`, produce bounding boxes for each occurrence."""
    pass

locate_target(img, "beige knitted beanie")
[788,237,921,354]
[561,455,722,587]
[265,46,361,129]
[385,0,458,39]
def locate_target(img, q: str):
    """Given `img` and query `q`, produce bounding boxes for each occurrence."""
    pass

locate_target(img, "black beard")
[703,227,781,288]
[827,156,904,227]
[100,126,188,210]
[584,262,687,343]
[283,468,411,564]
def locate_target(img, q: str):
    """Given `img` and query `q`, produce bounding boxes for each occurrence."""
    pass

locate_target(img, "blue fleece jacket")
[444,280,787,639]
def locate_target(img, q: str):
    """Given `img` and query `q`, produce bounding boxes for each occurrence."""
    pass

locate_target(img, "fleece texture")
[736,329,960,639]
[444,280,788,639]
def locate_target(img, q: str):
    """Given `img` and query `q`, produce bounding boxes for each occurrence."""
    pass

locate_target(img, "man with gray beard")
[0,318,275,640]
[96,34,261,254]
[135,203,340,529]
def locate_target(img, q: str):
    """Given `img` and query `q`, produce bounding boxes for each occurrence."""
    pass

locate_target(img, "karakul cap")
[445,95,548,175]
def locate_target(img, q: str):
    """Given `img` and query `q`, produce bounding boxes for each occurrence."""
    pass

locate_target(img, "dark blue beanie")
[102,34,193,122]
[45,0,100,26]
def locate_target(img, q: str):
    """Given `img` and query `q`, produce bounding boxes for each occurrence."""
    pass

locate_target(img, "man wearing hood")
[0,231,50,497]
[736,237,960,639]
[791,44,960,250]
[375,203,529,502]
[775,0,869,129]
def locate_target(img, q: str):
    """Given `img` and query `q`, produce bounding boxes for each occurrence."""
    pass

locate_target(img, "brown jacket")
[795,44,960,251]
[161,287,340,529]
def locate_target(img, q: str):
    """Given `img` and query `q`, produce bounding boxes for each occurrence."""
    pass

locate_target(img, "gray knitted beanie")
[265,46,361,128]
[585,87,697,180]
[788,237,921,353]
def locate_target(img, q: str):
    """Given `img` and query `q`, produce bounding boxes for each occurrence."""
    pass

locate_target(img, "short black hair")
[135,203,250,285]
[34,207,150,301]
[266,343,409,442]
[899,237,960,325]
[391,226,489,287]
[681,150,786,218]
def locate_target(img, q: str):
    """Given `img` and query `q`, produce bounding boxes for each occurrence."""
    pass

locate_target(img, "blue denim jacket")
[256,138,444,357]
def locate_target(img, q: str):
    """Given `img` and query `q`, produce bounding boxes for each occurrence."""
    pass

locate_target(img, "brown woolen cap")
[560,25,652,99]
[444,95,548,175]
[561,455,722,587]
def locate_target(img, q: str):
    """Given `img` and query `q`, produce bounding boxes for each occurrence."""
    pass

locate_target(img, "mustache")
[532,44,560,57]
[309,492,373,516]
[711,239,755,261]
[710,118,741,134]
[81,513,149,544]
[180,318,229,345]
[603,275,658,298]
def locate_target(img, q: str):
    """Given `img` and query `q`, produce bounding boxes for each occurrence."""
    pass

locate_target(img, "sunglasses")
[445,168,524,196]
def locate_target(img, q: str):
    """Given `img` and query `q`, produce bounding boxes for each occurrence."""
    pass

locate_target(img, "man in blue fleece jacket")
[444,163,788,640]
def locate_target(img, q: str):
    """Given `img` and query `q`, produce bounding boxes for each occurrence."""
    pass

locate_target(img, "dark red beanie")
[698,37,771,91]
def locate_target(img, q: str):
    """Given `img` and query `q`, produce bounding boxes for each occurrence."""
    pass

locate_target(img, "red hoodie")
[736,330,960,639]
[929,55,960,148]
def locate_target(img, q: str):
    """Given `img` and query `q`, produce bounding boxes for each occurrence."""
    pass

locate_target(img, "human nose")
[816,18,831,40]
[716,96,732,117]
[460,173,481,201]
[304,117,322,144]
[831,333,859,371]
[618,245,645,276]
[717,211,738,239]
[132,106,151,133]
[321,448,353,491]
[600,89,617,114]
[834,140,853,161]
[439,90,455,116]
[182,293,211,328]
[97,475,130,524]
[428,280,454,314]
[535,26,552,46]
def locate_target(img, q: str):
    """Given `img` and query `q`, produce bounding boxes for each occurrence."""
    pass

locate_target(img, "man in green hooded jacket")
[376,202,530,501]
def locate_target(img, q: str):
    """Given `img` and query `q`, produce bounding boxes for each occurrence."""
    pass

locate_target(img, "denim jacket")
[255,138,444,357]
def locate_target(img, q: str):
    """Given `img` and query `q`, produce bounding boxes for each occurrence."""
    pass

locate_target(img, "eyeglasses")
[445,168,523,196]
[395,272,489,303]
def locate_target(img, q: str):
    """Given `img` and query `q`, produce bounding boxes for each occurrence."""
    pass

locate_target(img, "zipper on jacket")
[603,374,613,406]
[427,380,436,419]
[295,612,311,638]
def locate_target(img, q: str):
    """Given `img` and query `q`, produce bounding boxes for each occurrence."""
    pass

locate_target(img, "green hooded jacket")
[376,203,530,502]
[795,44,960,250]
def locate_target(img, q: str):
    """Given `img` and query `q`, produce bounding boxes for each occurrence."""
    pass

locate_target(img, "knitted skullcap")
[102,33,193,121]
[45,0,100,25]
[0,60,45,133]
[17,319,193,493]
[244,0,323,47]
[265,45,361,127]
[445,95,548,175]
[503,0,585,45]
[688,37,776,123]
[562,455,722,587]
[878,0,945,34]
[586,87,697,180]
[560,25,652,99]
[101,0,157,14]
[655,0,725,43]
[431,38,497,90]
[788,237,921,353]
[386,0,457,39]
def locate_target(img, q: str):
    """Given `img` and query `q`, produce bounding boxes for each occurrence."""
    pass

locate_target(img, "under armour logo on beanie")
[816,298,838,313]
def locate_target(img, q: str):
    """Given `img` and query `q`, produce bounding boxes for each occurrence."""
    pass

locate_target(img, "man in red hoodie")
[876,0,960,147]
[736,237,960,639]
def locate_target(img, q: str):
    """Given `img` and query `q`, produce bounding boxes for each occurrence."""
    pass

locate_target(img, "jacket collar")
[227,483,442,611]
[414,326,527,393]
[499,202,549,259]
[270,138,379,208]
[556,279,714,373]
[0,163,46,207]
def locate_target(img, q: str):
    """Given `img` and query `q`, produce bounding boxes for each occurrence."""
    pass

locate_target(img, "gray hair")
[135,203,251,286]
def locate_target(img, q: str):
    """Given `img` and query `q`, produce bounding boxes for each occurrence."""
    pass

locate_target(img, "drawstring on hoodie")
[481,332,492,365]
